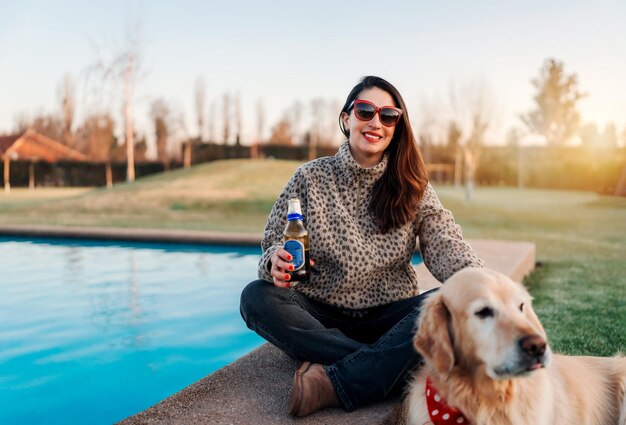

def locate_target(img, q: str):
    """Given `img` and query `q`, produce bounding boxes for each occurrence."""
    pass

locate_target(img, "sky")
[1,0,625,150]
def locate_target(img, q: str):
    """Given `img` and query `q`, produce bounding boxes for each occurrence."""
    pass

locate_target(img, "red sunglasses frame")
[349,99,403,127]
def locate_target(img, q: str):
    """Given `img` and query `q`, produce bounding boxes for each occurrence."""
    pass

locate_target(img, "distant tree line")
[3,52,626,195]
[3,141,624,196]
[413,58,626,198]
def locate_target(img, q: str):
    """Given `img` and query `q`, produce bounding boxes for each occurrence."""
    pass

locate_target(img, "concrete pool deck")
[0,225,535,424]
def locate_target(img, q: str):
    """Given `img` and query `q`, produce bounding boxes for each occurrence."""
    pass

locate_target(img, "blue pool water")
[0,237,265,425]
[0,237,424,424]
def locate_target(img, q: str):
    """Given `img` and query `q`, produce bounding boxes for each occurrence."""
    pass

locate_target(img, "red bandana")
[425,377,469,424]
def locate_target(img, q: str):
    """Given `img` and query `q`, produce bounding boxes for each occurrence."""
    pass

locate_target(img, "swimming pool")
[0,236,424,424]
[0,237,265,425]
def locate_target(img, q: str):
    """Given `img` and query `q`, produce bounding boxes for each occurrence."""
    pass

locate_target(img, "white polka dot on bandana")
[434,394,441,402]
[432,409,439,416]
[443,413,450,420]
[457,418,465,423]
[427,389,431,396]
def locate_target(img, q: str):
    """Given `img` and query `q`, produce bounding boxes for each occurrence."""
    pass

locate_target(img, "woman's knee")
[240,279,282,323]
[239,280,290,326]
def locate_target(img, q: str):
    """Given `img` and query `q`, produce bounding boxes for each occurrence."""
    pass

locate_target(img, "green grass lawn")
[433,186,625,356]
[1,159,624,356]
[0,160,294,232]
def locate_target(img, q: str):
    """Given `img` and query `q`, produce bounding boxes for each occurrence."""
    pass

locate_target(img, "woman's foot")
[288,362,341,417]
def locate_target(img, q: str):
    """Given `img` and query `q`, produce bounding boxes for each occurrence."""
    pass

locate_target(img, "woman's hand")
[270,248,295,288]
[270,248,315,288]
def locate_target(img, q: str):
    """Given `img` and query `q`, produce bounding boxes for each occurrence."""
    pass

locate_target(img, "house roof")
[0,129,86,162]
[0,134,21,154]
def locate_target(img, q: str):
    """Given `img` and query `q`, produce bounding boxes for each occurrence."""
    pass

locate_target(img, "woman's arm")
[417,184,485,283]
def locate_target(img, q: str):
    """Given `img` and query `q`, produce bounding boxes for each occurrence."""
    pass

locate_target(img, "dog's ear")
[414,293,455,374]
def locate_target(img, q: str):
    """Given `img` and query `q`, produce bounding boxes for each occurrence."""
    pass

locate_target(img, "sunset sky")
[1,0,625,148]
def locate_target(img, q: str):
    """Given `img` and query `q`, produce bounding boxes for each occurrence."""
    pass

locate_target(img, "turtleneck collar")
[335,140,388,180]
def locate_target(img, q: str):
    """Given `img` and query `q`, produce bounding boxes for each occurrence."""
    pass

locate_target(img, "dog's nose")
[518,334,546,358]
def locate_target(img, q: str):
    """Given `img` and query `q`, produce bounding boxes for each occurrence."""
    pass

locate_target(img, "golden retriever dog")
[405,267,626,425]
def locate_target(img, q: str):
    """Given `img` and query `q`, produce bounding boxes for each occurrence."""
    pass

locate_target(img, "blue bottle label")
[283,240,305,271]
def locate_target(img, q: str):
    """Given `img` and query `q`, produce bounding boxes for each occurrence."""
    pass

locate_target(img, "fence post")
[3,157,10,192]
[29,162,35,190]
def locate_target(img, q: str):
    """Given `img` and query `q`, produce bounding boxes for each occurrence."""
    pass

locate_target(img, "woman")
[240,76,484,417]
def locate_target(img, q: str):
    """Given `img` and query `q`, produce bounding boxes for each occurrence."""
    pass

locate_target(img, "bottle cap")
[287,198,303,221]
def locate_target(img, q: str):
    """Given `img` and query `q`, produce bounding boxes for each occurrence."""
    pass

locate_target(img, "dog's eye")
[519,302,525,312]
[475,307,494,319]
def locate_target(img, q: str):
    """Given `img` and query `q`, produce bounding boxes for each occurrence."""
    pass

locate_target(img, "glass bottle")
[283,198,310,286]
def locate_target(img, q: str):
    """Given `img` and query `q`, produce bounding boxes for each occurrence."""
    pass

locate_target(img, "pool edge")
[0,224,261,246]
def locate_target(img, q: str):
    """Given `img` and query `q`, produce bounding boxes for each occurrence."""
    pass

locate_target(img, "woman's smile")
[362,131,383,142]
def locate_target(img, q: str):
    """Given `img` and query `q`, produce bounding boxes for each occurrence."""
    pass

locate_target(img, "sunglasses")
[349,99,402,127]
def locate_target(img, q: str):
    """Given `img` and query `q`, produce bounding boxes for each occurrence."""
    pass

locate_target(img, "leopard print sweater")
[258,141,484,309]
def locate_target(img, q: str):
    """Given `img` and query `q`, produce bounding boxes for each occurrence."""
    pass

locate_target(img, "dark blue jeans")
[239,279,436,411]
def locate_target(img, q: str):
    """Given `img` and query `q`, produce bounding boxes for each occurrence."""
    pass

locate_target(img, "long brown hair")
[339,76,429,233]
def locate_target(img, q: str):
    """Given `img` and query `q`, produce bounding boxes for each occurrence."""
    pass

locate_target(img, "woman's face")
[341,87,397,168]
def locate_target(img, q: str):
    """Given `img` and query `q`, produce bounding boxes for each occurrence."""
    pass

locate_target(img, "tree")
[601,122,618,147]
[163,105,189,161]
[12,112,31,134]
[111,130,147,162]
[579,123,601,146]
[14,113,63,141]
[87,22,145,182]
[185,76,206,168]
[194,77,206,140]
[208,100,217,143]
[234,92,242,146]
[76,113,116,187]
[521,58,585,146]
[291,100,303,146]
[615,163,626,196]
[58,74,76,148]
[251,98,265,159]
[150,99,171,166]
[327,100,342,146]
[415,93,443,164]
[464,113,488,200]
[133,135,148,162]
[256,98,265,141]
[222,93,231,145]
[506,128,526,189]
[418,130,435,163]
[12,76,75,146]
[446,121,462,148]
[77,113,116,160]
[579,122,618,147]
[447,80,495,200]
[615,127,626,195]
[308,98,324,160]
[446,121,463,187]
[269,118,293,146]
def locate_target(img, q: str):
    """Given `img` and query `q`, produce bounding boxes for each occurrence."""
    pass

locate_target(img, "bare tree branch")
[84,21,146,182]
[58,74,76,148]
[194,77,206,140]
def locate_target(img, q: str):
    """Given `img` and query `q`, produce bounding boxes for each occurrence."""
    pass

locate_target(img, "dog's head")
[414,267,552,380]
